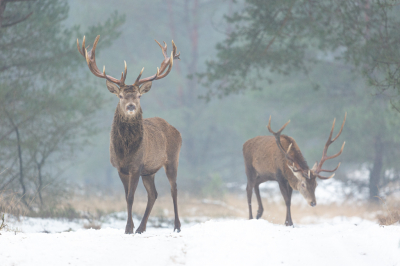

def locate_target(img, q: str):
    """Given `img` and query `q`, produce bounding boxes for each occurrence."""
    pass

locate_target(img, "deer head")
[77,35,180,117]
[268,114,346,207]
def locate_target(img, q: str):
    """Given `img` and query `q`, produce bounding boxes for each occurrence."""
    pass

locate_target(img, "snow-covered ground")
[1,215,399,266]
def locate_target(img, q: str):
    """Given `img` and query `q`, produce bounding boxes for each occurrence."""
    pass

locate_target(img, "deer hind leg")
[119,170,140,234]
[246,182,256,219]
[245,165,257,220]
[254,183,264,219]
[136,174,157,234]
[165,163,181,232]
[278,179,293,226]
[285,183,293,226]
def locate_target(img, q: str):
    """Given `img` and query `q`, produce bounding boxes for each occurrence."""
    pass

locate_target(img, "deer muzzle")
[126,104,136,115]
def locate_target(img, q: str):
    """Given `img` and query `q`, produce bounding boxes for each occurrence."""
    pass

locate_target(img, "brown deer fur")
[77,36,182,234]
[109,82,182,234]
[243,135,316,226]
[243,116,345,226]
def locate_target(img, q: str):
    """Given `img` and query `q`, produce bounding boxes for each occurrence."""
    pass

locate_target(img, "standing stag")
[77,35,182,234]
[243,114,346,225]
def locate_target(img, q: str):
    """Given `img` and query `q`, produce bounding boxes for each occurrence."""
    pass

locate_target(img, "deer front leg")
[136,174,157,234]
[119,170,140,234]
[278,180,293,226]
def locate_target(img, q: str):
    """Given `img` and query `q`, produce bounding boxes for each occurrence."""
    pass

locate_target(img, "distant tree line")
[200,0,400,102]
[2,0,398,210]
[198,0,400,201]
[0,0,125,211]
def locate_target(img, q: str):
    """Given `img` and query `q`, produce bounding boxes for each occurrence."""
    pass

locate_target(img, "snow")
[245,177,371,206]
[1,216,399,266]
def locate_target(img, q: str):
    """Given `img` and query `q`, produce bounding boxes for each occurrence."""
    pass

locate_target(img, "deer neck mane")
[281,135,310,190]
[112,106,144,154]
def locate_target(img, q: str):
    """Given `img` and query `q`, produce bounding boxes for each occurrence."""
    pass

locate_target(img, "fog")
[1,0,399,211]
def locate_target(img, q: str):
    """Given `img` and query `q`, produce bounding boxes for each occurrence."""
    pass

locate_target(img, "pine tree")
[0,0,125,210]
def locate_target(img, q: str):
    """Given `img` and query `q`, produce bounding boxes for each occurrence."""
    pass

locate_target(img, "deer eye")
[302,183,306,188]
[138,95,141,99]
[119,95,123,99]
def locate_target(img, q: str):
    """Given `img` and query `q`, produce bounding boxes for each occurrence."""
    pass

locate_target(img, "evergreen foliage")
[0,0,125,209]
[197,0,400,201]
[199,0,400,103]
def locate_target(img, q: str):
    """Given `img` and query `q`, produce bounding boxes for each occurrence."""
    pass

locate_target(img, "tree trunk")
[5,110,31,209]
[0,0,6,28]
[15,125,30,208]
[166,0,183,104]
[37,162,43,207]
[369,136,383,202]
[183,0,199,169]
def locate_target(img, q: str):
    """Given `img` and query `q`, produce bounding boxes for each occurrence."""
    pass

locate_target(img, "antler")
[267,116,297,166]
[77,35,127,86]
[133,40,180,86]
[312,113,347,180]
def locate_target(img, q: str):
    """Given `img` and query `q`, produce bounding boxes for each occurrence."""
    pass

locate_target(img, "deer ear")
[106,80,120,95]
[139,81,152,95]
[288,164,303,181]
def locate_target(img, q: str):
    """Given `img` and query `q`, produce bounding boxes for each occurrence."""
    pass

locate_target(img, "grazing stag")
[243,114,346,225]
[77,35,182,234]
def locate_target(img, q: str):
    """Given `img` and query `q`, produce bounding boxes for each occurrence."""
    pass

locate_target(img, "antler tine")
[155,39,168,58]
[121,60,127,81]
[156,52,174,79]
[172,40,180,60]
[90,35,100,60]
[77,36,86,58]
[316,173,336,180]
[79,35,127,86]
[134,67,145,85]
[319,162,341,173]
[332,112,347,142]
[325,118,335,147]
[324,141,345,161]
[267,116,291,135]
[287,143,292,153]
[133,67,160,86]
[314,113,347,179]
[134,40,179,86]
[267,116,296,164]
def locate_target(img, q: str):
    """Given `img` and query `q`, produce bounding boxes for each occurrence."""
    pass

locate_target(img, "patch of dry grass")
[2,188,395,227]
[377,210,400,225]
[0,213,7,233]
[376,198,400,226]
[65,192,378,225]
[0,190,28,218]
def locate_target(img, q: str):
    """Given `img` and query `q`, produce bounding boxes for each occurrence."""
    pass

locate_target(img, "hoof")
[285,221,293,226]
[174,220,181,233]
[135,227,146,234]
[256,210,263,219]
[125,229,134,234]
[125,222,134,234]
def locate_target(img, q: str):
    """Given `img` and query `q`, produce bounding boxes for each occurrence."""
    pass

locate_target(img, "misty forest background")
[1,0,400,213]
